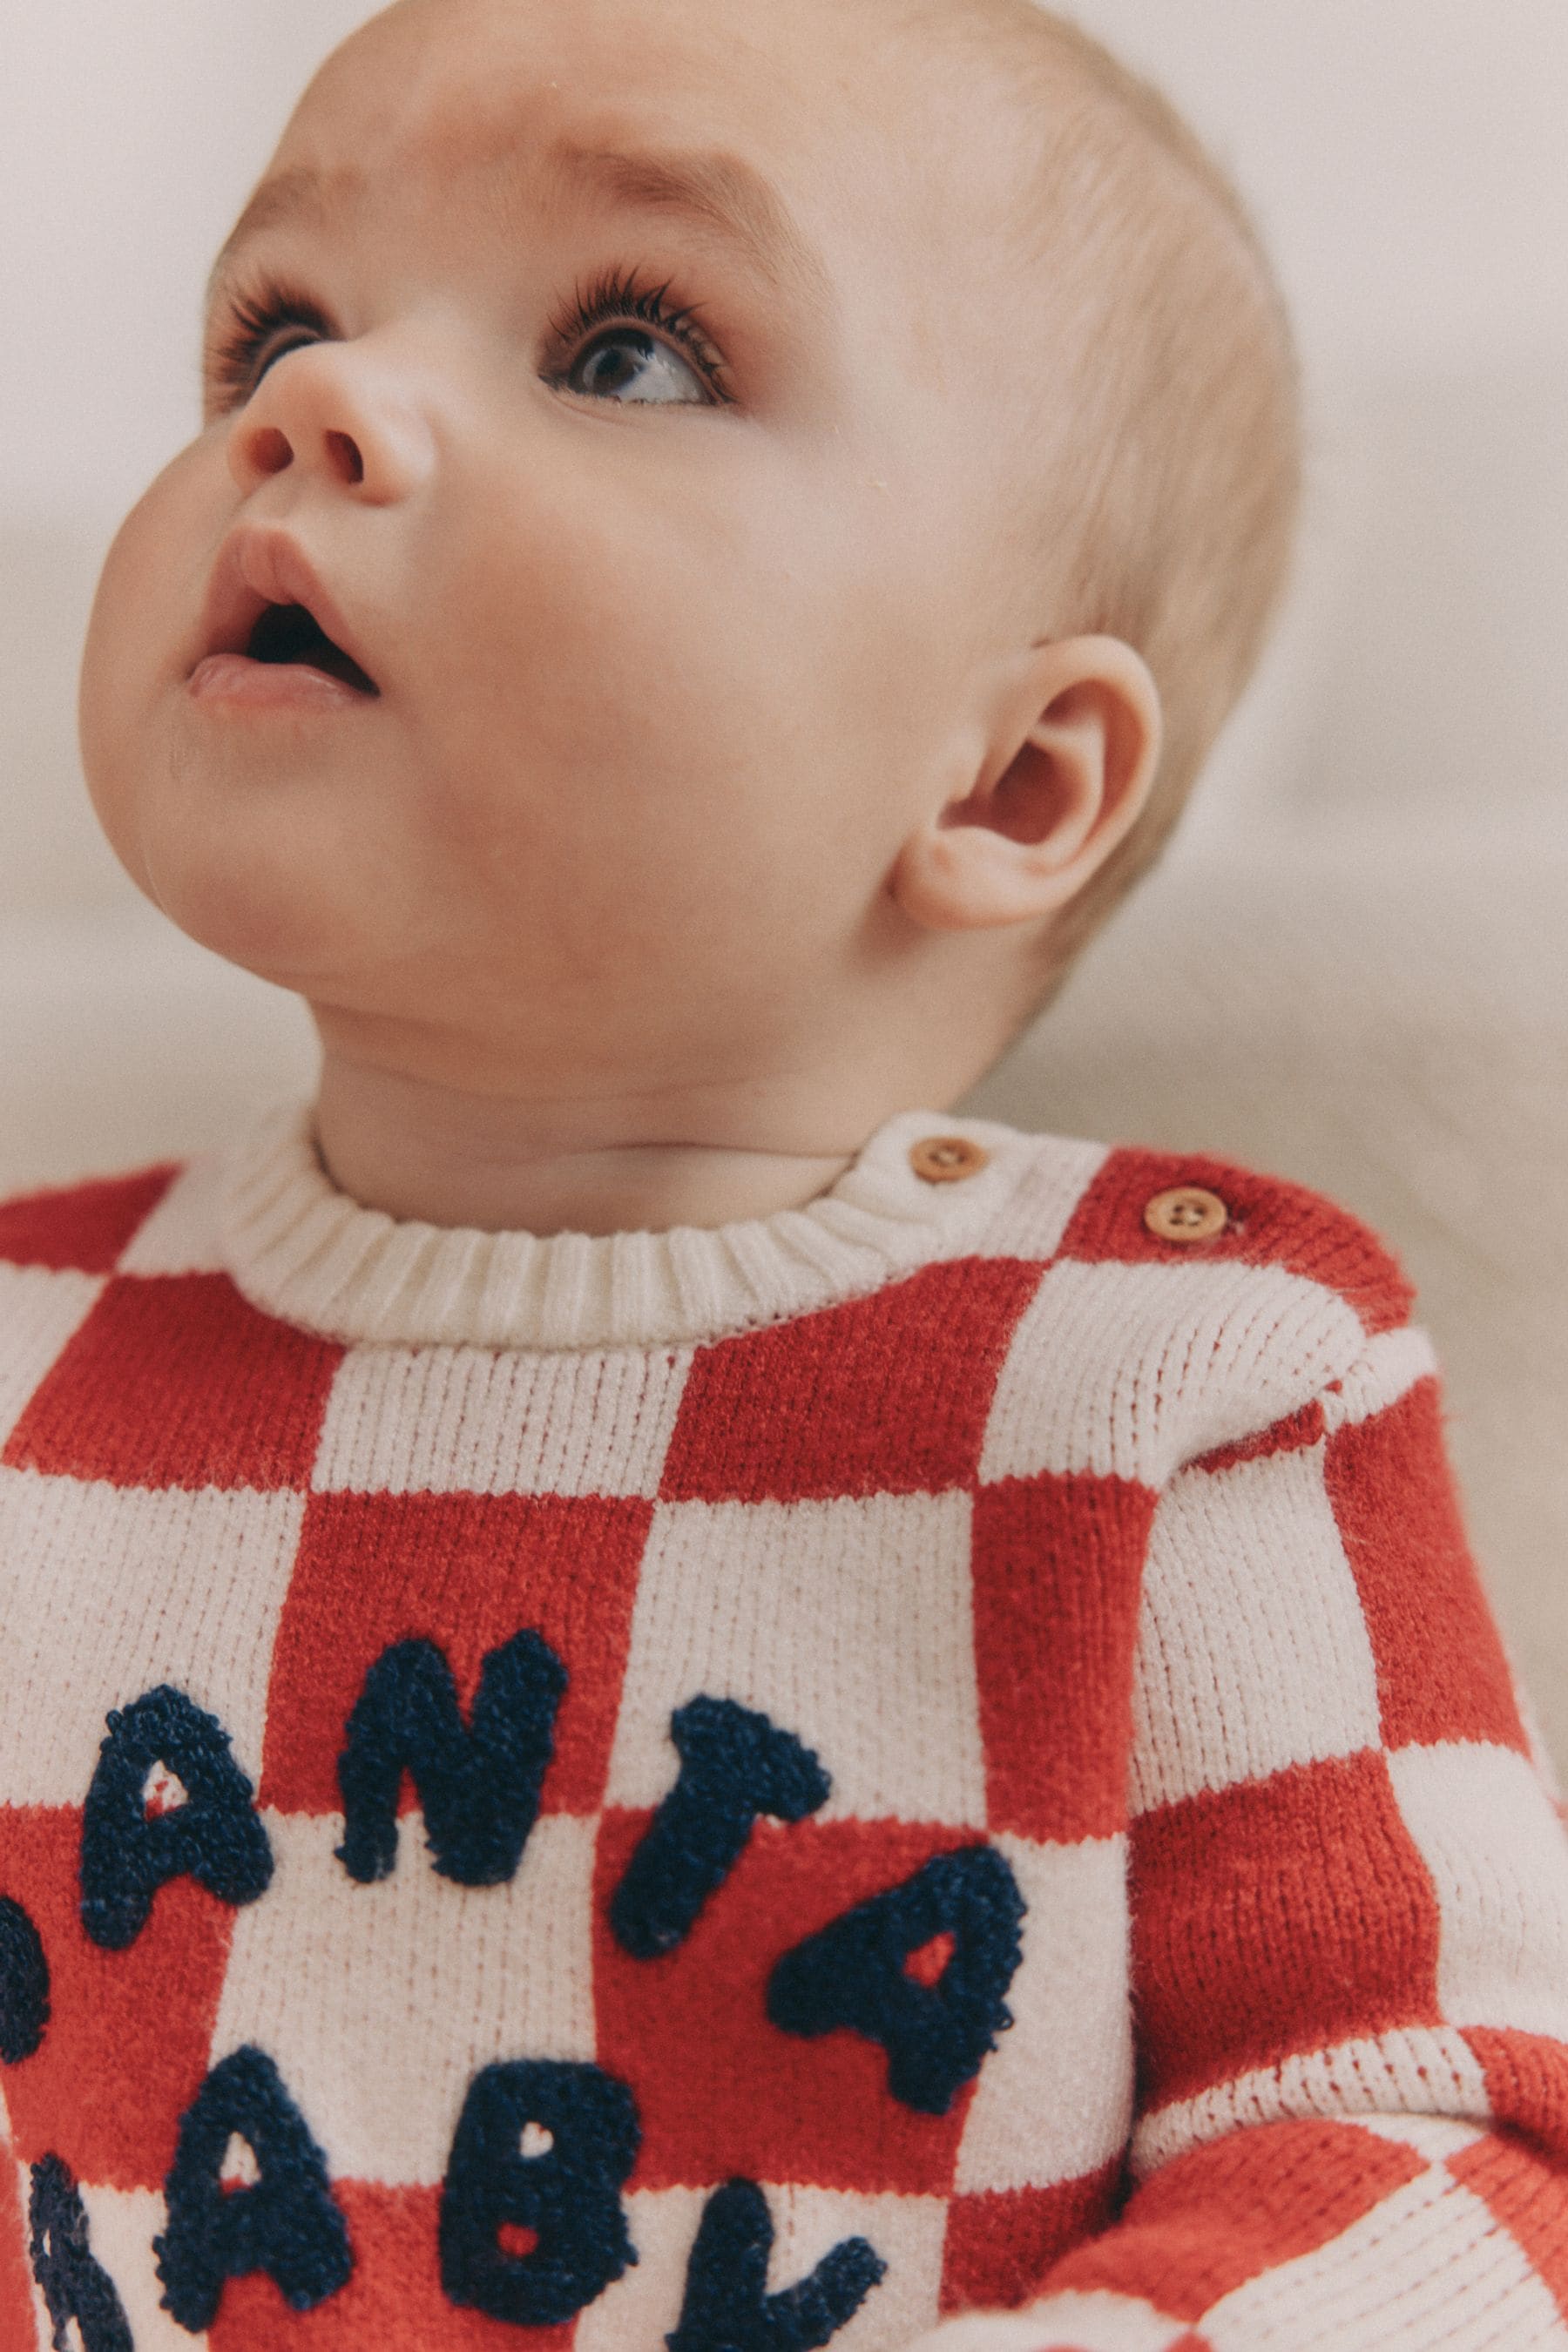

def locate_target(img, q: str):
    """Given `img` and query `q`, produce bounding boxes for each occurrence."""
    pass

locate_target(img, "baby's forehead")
[277,0,1035,301]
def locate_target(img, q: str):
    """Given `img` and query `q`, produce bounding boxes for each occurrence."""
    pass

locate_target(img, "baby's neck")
[309,1050,862,1237]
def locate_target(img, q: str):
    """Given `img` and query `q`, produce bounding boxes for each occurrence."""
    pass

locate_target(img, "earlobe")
[891,636,1162,935]
[891,821,1059,932]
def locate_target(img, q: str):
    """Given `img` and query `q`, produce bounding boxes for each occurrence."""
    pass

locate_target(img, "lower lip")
[187,652,377,711]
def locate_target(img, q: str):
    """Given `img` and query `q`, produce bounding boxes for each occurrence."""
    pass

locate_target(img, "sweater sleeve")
[914,1325,1568,2352]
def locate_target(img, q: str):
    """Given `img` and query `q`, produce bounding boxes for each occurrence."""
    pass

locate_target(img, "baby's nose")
[226,344,433,507]
[239,419,364,489]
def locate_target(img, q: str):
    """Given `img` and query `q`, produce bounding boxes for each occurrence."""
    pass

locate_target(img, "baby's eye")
[549,270,731,409]
[206,284,334,411]
[566,326,708,407]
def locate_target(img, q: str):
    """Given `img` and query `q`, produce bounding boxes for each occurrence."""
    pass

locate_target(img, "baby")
[3,0,1566,2345]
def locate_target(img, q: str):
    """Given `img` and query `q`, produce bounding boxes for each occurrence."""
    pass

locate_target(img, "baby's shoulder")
[1006,1130,1414,1338]
[975,1126,1423,1483]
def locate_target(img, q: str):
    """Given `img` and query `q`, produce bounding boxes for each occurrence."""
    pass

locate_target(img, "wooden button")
[1143,1185,1229,1245]
[909,1135,990,1185]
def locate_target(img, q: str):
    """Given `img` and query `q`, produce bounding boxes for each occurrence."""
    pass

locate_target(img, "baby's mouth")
[192,527,384,712]
[246,603,379,696]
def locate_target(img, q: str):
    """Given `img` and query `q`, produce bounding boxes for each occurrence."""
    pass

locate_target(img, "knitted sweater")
[2,1101,1566,2352]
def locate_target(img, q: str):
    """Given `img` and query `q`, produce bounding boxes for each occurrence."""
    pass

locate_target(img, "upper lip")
[193,527,378,690]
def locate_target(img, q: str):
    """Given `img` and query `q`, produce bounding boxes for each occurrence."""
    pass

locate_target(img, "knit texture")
[1,1100,1566,2351]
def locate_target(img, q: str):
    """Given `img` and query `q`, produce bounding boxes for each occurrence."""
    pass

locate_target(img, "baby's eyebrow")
[206,166,360,305]
[539,141,835,328]
[206,141,836,335]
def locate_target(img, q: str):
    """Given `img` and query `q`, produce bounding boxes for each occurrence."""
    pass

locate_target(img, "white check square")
[604,1490,987,1827]
[211,1808,598,2186]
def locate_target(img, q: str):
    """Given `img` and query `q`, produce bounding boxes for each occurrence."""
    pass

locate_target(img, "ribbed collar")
[217,1100,1038,1353]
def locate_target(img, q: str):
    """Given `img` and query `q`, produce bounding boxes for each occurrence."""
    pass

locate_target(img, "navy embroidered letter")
[155,2044,353,2331]
[440,2059,639,2324]
[612,1697,831,1957]
[767,1844,1025,2113]
[28,2154,133,2352]
[0,1895,49,2062]
[667,2179,884,2352]
[79,1685,273,1950]
[336,1629,567,1887]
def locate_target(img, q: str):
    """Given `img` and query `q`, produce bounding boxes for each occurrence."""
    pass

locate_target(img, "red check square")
[1130,1751,1443,2110]
[593,1813,977,2196]
[260,1489,650,1818]
[0,1805,233,2192]
[940,2165,1122,2313]
[1045,2119,1425,2322]
[0,1164,177,1275]
[1326,1381,1527,1752]
[659,1259,1042,1504]
[1448,2132,1568,2323]
[970,1472,1156,1843]
[3,1274,343,1490]
[0,2151,37,2346]
[207,2183,574,2349]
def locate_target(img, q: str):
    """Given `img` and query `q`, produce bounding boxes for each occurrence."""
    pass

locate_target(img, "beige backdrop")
[3,3,1565,1757]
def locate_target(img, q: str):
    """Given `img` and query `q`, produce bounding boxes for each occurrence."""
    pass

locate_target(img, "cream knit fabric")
[220,1102,1053,1352]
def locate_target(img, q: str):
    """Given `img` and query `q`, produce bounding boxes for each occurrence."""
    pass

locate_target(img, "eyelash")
[206,284,333,410]
[547,266,733,402]
[205,266,733,410]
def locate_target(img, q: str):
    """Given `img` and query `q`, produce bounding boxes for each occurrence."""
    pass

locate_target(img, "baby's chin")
[141,841,366,997]
[91,732,417,998]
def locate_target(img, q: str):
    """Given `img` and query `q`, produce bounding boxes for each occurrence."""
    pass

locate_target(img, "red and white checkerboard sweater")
[2,1099,1567,2352]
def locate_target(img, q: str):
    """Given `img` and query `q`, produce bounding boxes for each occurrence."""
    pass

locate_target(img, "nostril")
[326,430,365,487]
[250,426,293,478]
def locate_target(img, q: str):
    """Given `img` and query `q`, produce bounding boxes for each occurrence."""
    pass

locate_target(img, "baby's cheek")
[80,444,213,769]
[78,517,163,890]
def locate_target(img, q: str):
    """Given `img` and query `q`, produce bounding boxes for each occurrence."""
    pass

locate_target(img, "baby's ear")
[890,636,1162,932]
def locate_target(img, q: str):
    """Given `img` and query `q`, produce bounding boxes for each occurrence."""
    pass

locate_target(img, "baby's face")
[81,0,1030,1099]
